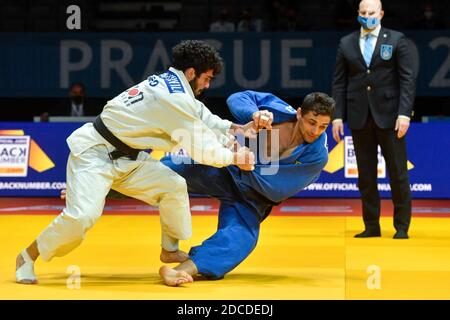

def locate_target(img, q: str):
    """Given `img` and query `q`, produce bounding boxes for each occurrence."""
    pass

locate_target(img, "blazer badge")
[380,44,393,60]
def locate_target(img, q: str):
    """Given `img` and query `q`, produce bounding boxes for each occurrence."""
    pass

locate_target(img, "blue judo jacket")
[226,91,329,214]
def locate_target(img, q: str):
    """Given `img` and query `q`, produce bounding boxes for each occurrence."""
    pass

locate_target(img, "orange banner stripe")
[0,168,25,173]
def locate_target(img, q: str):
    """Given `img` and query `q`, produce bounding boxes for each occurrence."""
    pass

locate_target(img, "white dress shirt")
[359,24,381,57]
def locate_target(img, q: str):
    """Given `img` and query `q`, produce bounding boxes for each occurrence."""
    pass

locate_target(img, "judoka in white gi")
[16,40,255,284]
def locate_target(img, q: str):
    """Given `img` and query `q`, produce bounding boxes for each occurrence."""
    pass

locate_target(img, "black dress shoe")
[393,230,409,239]
[354,229,381,238]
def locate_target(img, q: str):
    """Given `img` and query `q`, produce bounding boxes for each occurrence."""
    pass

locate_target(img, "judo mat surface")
[1,197,450,300]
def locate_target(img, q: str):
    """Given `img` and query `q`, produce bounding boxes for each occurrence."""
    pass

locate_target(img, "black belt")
[93,116,144,160]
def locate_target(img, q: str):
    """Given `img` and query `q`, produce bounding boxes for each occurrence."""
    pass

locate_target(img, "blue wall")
[1,31,449,98]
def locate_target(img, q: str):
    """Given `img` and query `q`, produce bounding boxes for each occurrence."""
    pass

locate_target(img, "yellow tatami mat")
[1,214,449,299]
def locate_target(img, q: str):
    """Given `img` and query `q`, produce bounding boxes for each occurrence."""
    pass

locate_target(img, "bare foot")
[16,252,38,284]
[160,249,189,263]
[159,265,193,287]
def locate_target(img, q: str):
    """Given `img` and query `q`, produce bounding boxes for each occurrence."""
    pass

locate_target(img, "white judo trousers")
[37,126,190,261]
[35,67,234,261]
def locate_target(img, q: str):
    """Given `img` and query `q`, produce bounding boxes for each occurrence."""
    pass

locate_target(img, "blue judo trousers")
[161,90,329,279]
[161,158,264,279]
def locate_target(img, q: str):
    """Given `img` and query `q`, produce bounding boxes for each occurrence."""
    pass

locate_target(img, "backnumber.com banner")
[0,122,449,198]
[0,123,83,197]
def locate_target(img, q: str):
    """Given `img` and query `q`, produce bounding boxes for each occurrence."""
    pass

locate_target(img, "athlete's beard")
[189,78,203,97]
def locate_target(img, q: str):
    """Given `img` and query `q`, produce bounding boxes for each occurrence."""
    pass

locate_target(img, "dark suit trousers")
[351,115,411,232]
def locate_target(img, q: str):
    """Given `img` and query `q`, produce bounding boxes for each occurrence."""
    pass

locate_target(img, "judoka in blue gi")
[159,90,335,286]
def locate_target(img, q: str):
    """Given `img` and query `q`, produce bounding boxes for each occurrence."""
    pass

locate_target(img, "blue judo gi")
[161,90,329,279]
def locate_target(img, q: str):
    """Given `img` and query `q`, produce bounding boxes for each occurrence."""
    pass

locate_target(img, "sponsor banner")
[0,31,450,98]
[0,136,30,177]
[302,122,450,198]
[344,136,386,178]
[0,122,449,198]
[0,122,83,196]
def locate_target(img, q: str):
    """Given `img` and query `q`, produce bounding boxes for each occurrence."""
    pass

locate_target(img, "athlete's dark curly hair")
[301,92,335,117]
[172,40,223,76]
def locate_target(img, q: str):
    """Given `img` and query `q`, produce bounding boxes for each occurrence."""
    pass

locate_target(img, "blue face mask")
[357,15,379,30]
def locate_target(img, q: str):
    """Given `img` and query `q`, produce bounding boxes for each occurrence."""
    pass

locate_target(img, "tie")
[363,33,375,67]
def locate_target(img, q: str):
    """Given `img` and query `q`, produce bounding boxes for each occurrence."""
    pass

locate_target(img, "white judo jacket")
[68,67,234,167]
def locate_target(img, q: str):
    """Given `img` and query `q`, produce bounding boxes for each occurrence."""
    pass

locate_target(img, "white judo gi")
[36,67,235,261]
